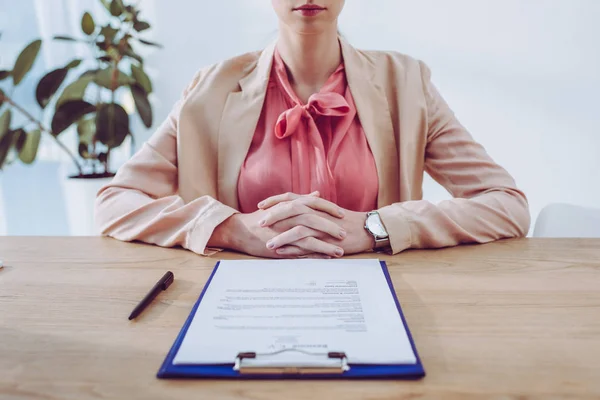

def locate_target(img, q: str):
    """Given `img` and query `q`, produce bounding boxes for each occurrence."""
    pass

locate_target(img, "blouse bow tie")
[274,92,351,139]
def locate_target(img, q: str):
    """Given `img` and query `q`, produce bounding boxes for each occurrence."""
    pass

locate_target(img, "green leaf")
[97,152,108,164]
[0,70,10,81]
[77,116,96,145]
[137,38,162,48]
[78,142,89,158]
[106,46,120,60]
[125,6,140,22]
[133,21,150,32]
[95,67,135,89]
[96,103,129,148]
[130,84,153,128]
[0,116,16,170]
[100,0,111,12]
[123,48,143,64]
[78,142,93,159]
[100,26,118,42]
[77,115,98,160]
[0,109,12,138]
[65,59,82,69]
[0,130,14,170]
[79,68,100,79]
[53,35,81,42]
[51,100,96,136]
[18,128,41,164]
[13,128,27,152]
[36,68,69,109]
[55,75,93,108]
[131,64,152,93]
[82,12,96,35]
[12,39,42,86]
[96,41,109,52]
[110,0,123,16]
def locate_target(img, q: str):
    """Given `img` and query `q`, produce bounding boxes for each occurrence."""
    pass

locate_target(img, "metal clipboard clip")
[234,348,350,375]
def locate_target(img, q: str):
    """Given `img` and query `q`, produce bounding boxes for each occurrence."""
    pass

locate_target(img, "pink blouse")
[238,50,379,213]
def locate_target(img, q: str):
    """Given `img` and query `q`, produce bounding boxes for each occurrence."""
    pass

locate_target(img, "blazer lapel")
[217,38,399,209]
[217,41,276,209]
[340,38,400,207]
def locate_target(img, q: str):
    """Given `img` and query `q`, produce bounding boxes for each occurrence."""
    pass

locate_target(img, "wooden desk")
[0,237,599,400]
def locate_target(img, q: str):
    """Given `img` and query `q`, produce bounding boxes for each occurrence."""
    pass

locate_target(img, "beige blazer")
[95,38,530,255]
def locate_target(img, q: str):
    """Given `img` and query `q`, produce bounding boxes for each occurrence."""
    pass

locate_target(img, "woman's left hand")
[258,192,374,256]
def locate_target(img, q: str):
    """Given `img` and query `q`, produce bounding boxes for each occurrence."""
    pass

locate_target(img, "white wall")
[1,0,599,234]
[140,0,600,231]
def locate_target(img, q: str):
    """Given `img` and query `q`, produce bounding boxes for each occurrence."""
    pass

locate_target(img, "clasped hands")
[221,192,374,258]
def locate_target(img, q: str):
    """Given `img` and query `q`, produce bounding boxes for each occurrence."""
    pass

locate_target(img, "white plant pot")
[61,175,113,236]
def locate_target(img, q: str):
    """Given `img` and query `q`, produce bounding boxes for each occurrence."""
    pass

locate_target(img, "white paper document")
[173,259,417,365]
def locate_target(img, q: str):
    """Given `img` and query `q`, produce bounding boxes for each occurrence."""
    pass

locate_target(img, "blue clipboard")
[157,260,425,379]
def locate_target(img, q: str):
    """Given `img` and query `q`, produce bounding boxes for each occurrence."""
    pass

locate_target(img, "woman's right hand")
[210,206,346,259]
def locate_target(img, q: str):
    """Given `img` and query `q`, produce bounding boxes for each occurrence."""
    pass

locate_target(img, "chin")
[290,21,335,35]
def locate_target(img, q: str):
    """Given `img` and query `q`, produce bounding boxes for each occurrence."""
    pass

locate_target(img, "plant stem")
[0,92,84,175]
[104,150,110,175]
[91,34,103,165]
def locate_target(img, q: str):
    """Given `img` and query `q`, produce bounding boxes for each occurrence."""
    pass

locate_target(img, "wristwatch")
[364,211,390,251]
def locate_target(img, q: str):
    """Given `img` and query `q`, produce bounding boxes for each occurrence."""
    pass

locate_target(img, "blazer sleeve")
[94,71,239,256]
[378,61,531,254]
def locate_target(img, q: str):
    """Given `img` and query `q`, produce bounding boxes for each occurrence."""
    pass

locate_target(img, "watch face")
[367,217,387,237]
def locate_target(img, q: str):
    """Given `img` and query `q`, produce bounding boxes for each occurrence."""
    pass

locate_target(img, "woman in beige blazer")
[95,0,530,259]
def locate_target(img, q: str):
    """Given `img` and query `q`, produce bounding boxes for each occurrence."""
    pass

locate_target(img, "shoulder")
[181,50,263,97]
[359,48,420,66]
[356,48,431,81]
[347,47,436,104]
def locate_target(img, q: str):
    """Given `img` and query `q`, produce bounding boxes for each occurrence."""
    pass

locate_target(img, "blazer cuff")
[188,202,239,256]
[377,204,413,255]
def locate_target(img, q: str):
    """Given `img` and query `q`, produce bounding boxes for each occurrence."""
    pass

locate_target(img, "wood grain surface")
[1,237,599,400]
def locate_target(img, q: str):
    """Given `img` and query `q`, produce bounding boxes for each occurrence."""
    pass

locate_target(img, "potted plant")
[0,0,161,234]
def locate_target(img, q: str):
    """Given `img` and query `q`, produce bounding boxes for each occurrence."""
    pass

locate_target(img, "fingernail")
[259,219,266,226]
[266,241,275,249]
[334,248,344,257]
[258,201,265,208]
[338,209,345,217]
[339,229,347,239]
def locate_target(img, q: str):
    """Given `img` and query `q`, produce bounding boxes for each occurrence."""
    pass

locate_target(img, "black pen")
[128,271,174,320]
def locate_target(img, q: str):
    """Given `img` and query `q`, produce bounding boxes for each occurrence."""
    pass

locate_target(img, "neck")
[276,25,342,90]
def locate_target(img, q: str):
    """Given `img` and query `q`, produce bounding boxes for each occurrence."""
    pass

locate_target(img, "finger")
[258,191,320,210]
[259,201,314,227]
[266,225,321,250]
[272,214,346,240]
[296,196,345,218]
[273,245,311,259]
[275,245,316,258]
[277,237,344,258]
